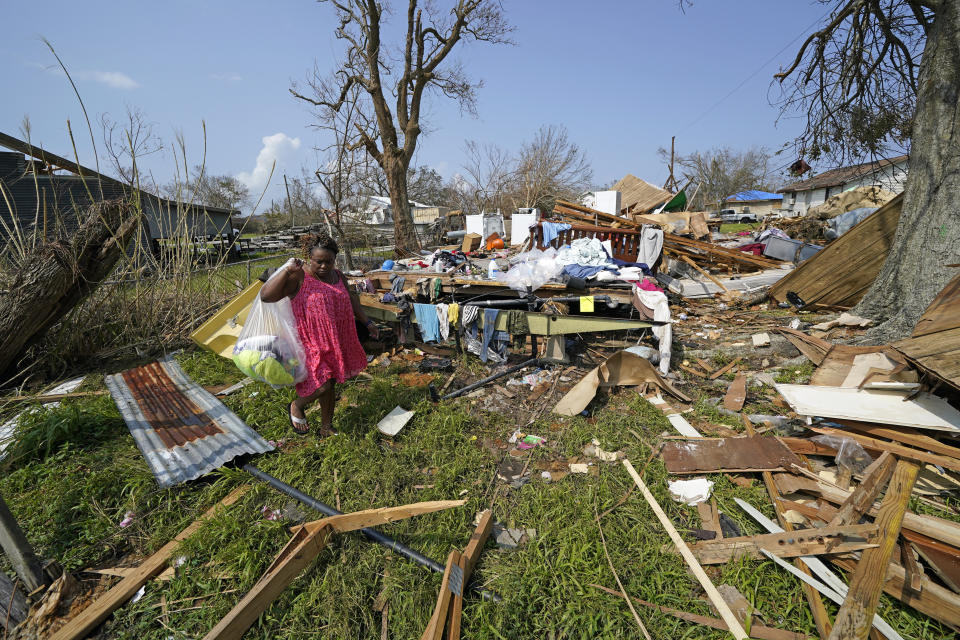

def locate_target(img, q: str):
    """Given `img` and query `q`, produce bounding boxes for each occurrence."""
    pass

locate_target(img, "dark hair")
[301,232,339,256]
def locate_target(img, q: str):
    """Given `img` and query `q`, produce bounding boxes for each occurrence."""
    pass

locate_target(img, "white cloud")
[89,71,139,89]
[236,133,302,195]
[211,72,243,82]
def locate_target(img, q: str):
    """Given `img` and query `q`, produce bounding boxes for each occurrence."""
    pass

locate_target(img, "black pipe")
[241,464,500,601]
[430,357,540,401]
[467,295,613,308]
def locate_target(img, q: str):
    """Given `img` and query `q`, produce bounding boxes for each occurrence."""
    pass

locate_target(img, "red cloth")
[637,278,664,293]
[738,243,766,256]
[291,271,368,397]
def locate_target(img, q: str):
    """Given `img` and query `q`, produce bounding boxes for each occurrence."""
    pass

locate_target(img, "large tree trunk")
[0,200,141,381]
[855,4,960,342]
[383,154,421,255]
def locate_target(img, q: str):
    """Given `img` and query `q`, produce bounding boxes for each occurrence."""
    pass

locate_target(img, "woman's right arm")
[260,260,303,302]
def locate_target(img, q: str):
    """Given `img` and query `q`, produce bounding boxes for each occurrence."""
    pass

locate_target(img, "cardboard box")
[461,233,482,253]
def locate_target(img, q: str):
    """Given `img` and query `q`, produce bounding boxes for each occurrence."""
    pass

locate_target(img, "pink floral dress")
[291,270,368,397]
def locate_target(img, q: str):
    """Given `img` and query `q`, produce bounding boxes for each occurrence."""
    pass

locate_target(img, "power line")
[678,8,834,135]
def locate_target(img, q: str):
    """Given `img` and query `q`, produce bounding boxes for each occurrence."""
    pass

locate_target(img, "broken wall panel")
[768,194,903,309]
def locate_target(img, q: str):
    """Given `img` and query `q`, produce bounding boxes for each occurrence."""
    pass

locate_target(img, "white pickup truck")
[719,209,759,223]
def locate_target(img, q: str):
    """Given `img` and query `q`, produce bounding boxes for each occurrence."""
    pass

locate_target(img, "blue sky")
[2,1,831,210]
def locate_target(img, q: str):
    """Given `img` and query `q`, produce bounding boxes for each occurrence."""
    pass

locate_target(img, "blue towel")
[481,308,500,362]
[541,222,572,247]
[414,303,441,342]
[561,264,617,279]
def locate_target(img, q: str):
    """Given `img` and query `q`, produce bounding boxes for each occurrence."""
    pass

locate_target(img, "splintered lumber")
[838,421,960,460]
[588,584,809,640]
[723,373,747,411]
[828,451,896,527]
[900,529,960,593]
[204,499,466,640]
[688,524,879,564]
[51,486,249,640]
[420,550,461,640]
[661,437,801,474]
[709,357,742,379]
[743,415,834,639]
[900,539,924,592]
[829,555,960,629]
[622,459,749,639]
[809,425,960,473]
[829,459,919,640]
[447,510,493,639]
[665,233,782,270]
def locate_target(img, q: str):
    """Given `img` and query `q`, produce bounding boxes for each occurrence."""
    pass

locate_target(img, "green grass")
[719,222,761,233]
[0,347,953,639]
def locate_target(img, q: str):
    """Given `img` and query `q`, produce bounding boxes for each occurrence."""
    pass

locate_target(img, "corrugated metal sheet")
[105,357,274,487]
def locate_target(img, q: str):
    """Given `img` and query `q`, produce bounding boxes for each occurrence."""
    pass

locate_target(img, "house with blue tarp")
[723,190,783,218]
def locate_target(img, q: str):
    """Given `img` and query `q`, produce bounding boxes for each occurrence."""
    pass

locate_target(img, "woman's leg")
[318,382,336,432]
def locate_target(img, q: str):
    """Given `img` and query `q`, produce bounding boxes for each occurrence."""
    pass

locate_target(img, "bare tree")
[162,165,250,212]
[100,107,162,185]
[510,124,593,212]
[664,146,777,211]
[461,139,514,214]
[291,0,512,255]
[775,0,955,342]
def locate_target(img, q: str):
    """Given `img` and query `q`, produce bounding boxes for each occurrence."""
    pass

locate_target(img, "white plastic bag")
[232,260,307,387]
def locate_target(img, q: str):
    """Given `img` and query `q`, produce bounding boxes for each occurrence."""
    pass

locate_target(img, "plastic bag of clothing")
[232,260,307,387]
[497,248,563,292]
[811,434,874,474]
[825,207,878,240]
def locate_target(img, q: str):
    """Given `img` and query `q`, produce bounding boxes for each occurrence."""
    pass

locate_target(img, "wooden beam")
[419,550,460,640]
[622,459,749,639]
[51,486,249,640]
[203,524,334,640]
[205,499,468,640]
[827,451,896,527]
[829,459,919,640]
[688,524,879,564]
[447,510,494,639]
[809,425,960,473]
[744,415,834,639]
[839,421,960,460]
[709,357,742,379]
[0,493,46,592]
[722,373,747,411]
[900,539,924,593]
[680,254,729,292]
[320,499,466,534]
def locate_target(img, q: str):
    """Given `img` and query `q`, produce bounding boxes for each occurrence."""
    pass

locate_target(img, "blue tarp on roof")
[725,190,783,202]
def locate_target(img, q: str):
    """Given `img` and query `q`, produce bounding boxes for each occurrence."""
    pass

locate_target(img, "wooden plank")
[901,539,924,593]
[588,583,810,640]
[203,524,334,640]
[419,550,460,640]
[680,254,729,292]
[901,529,960,593]
[661,437,802,474]
[744,416,834,640]
[810,426,960,473]
[696,500,723,540]
[622,459,749,639]
[447,510,494,639]
[0,494,46,592]
[709,357,742,379]
[910,271,960,338]
[829,555,960,629]
[52,486,249,640]
[838,421,960,460]
[689,524,879,564]
[723,373,747,411]
[829,459,919,640]
[320,499,467,533]
[827,451,896,527]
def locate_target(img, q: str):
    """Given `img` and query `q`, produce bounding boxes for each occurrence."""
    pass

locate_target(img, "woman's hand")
[285,258,304,274]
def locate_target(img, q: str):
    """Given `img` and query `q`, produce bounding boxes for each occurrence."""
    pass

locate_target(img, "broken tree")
[0,199,140,381]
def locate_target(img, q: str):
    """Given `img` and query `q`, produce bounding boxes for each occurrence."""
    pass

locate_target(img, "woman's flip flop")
[289,402,310,435]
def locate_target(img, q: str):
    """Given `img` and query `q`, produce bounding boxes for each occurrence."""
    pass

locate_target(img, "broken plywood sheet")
[775,384,960,432]
[662,437,802,474]
[723,374,747,411]
[768,193,903,309]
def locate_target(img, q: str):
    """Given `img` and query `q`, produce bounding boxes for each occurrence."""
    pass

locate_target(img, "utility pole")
[0,493,47,592]
[283,174,294,230]
[663,136,680,193]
